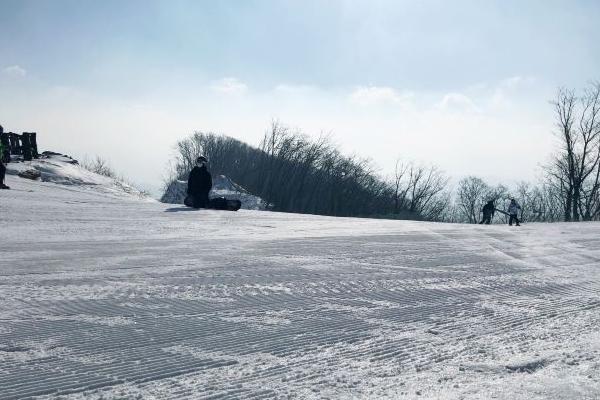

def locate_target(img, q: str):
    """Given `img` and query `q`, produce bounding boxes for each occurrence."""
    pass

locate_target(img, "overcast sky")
[1,0,599,195]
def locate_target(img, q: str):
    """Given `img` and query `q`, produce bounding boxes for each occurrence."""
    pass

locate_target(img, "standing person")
[0,157,6,189]
[508,198,521,226]
[479,200,495,224]
[0,124,8,190]
[186,156,212,208]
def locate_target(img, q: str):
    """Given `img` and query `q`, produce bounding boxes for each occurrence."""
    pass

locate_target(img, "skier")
[0,124,8,190]
[479,200,495,224]
[508,198,521,226]
[186,156,212,208]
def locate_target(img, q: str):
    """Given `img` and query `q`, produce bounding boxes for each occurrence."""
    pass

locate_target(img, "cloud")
[499,76,535,90]
[2,65,27,78]
[438,92,479,113]
[273,84,318,94]
[349,86,412,106]
[491,76,536,108]
[210,77,248,95]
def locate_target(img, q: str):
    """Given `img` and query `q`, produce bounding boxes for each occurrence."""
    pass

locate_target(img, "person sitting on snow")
[479,200,495,224]
[508,198,521,226]
[186,156,212,208]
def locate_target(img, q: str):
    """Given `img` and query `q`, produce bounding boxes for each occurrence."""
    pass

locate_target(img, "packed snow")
[1,159,599,399]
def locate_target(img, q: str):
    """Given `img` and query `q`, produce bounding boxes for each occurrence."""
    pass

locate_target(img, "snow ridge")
[4,153,152,201]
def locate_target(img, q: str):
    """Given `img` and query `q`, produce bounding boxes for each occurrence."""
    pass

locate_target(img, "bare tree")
[577,83,600,220]
[390,160,449,220]
[456,176,489,223]
[552,88,577,221]
[392,160,410,214]
[407,164,449,219]
[81,155,116,178]
[548,83,600,221]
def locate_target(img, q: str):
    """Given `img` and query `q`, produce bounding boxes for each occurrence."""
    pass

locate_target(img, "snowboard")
[209,197,242,211]
[184,195,241,211]
[494,208,523,224]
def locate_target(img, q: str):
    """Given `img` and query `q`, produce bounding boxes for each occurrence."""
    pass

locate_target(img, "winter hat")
[196,156,208,165]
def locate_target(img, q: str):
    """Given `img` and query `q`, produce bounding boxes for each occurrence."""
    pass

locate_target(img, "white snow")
[4,154,152,201]
[1,161,599,399]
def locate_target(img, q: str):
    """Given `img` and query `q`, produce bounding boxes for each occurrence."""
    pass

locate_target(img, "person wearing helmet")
[508,198,521,226]
[479,200,495,224]
[186,156,212,208]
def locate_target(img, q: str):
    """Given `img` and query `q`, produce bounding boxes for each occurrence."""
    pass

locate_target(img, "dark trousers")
[186,192,209,208]
[509,214,520,226]
[479,213,492,224]
[0,161,6,185]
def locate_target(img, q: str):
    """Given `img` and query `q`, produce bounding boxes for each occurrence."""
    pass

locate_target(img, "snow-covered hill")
[1,169,599,399]
[161,175,267,210]
[4,152,152,201]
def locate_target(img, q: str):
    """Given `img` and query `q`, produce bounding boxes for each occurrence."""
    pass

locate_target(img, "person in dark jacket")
[0,124,8,190]
[479,200,495,224]
[186,156,212,208]
[0,154,6,190]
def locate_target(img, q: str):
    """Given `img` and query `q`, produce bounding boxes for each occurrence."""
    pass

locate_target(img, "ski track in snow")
[1,176,600,399]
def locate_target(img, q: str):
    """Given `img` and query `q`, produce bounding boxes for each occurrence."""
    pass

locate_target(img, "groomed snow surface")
[1,162,600,399]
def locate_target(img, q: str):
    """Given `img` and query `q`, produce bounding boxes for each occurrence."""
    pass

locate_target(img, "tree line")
[167,82,600,223]
[170,121,449,219]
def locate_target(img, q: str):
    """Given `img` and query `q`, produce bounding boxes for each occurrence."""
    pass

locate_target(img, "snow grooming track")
[1,176,600,399]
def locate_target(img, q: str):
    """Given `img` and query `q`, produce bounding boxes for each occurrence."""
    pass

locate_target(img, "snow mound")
[161,175,267,210]
[5,152,152,200]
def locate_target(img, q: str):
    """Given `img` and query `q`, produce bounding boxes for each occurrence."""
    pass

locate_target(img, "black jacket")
[482,202,495,215]
[187,166,212,196]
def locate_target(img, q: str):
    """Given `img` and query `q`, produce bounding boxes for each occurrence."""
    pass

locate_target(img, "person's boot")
[0,183,10,189]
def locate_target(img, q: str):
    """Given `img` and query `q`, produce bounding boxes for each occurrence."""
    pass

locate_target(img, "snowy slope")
[1,171,599,400]
[4,153,152,201]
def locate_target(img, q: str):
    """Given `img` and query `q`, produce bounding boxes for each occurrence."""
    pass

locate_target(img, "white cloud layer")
[438,93,480,113]
[491,75,536,108]
[0,77,555,193]
[349,86,412,106]
[2,65,27,78]
[210,77,248,95]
